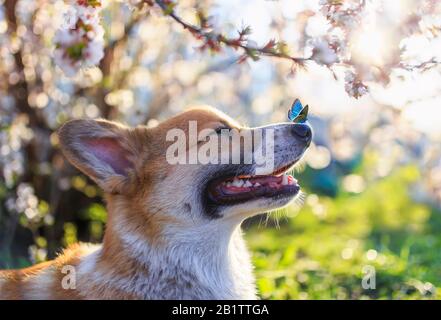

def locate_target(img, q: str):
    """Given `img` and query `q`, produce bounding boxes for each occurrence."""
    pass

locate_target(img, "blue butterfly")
[288,98,309,123]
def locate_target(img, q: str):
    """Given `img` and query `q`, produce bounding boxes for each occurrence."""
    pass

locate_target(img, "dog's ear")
[57,119,143,194]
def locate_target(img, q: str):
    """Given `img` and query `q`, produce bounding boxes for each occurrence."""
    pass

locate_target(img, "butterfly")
[288,98,309,124]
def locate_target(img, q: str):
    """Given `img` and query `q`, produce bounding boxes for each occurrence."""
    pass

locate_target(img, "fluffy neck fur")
[77,197,257,299]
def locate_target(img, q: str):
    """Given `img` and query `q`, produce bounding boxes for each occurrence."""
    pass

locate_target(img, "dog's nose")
[291,123,312,145]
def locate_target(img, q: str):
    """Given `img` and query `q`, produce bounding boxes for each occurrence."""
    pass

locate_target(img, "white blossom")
[53,1,104,76]
[316,0,373,98]
[344,70,368,98]
[310,38,338,65]
[61,6,78,30]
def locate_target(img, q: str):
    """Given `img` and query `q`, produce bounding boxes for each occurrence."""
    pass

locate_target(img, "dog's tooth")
[282,175,288,185]
[237,179,244,187]
[232,179,242,187]
[254,182,261,187]
[244,181,252,187]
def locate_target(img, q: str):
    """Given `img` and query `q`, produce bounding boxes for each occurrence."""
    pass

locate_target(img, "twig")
[153,0,309,66]
[399,57,441,72]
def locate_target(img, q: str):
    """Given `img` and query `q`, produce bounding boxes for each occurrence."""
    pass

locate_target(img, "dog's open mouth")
[207,163,300,205]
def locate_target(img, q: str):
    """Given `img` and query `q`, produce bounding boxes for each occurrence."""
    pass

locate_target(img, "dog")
[0,106,311,299]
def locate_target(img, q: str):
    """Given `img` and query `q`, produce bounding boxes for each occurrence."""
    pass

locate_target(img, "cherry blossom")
[54,0,104,76]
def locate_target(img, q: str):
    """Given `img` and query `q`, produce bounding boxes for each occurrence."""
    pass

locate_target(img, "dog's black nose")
[292,123,312,145]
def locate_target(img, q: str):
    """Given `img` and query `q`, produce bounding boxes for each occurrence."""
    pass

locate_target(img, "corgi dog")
[0,106,311,299]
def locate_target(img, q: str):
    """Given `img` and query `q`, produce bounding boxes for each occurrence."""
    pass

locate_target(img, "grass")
[246,165,441,299]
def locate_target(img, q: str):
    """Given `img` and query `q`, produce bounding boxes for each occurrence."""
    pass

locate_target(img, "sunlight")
[351,27,388,66]
[403,98,441,136]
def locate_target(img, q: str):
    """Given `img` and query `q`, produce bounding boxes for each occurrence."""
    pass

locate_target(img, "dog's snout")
[291,123,312,145]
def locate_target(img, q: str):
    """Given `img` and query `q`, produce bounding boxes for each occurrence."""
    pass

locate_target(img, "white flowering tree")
[0,0,440,271]
[53,0,440,97]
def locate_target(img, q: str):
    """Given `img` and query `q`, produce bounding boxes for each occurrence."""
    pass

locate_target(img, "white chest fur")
[77,223,257,299]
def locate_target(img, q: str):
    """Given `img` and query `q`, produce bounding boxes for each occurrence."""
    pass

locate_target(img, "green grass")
[246,165,441,299]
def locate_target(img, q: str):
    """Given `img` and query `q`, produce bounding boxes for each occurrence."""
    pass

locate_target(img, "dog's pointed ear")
[57,119,143,194]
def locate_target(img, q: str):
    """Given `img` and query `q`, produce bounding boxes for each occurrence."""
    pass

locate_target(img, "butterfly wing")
[293,105,308,124]
[288,99,303,121]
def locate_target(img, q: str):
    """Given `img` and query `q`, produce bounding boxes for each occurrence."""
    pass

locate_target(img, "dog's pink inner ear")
[82,137,132,176]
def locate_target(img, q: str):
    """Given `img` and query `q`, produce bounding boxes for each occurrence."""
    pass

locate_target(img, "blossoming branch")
[54,0,104,76]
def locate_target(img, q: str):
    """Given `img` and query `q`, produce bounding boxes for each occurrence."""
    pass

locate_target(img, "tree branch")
[96,12,145,118]
[4,0,45,128]
[153,0,309,67]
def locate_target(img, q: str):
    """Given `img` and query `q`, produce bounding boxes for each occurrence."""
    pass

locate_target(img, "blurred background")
[1,0,441,299]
